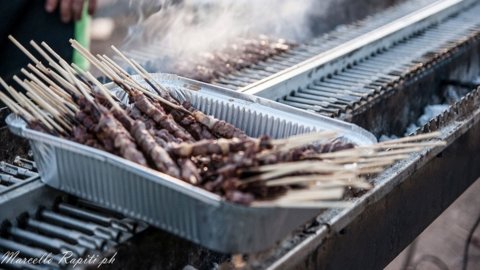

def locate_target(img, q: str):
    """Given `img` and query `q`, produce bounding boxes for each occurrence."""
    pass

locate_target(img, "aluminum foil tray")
[6,73,376,253]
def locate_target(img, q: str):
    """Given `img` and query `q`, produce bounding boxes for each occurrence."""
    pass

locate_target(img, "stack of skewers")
[0,36,446,208]
[173,36,296,83]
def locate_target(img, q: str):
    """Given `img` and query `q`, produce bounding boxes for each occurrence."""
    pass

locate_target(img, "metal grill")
[0,160,38,195]
[2,0,480,269]
[210,0,439,89]
[271,6,480,118]
[123,0,437,88]
[0,161,148,269]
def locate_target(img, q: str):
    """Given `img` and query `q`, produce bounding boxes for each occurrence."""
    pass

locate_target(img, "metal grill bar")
[0,161,148,269]
[0,160,38,195]
[241,0,477,96]
[238,3,480,119]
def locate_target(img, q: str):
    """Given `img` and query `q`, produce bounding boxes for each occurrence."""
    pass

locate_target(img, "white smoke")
[121,0,320,70]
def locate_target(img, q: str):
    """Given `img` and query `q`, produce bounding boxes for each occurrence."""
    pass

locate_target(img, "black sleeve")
[0,0,75,87]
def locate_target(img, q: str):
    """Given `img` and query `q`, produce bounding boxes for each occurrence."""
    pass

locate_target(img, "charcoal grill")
[119,0,480,268]
[2,0,480,268]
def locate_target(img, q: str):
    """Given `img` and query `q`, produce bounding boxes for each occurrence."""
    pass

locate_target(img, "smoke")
[121,0,320,71]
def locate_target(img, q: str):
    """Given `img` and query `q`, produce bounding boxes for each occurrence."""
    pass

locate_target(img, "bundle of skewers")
[173,35,297,83]
[0,36,446,208]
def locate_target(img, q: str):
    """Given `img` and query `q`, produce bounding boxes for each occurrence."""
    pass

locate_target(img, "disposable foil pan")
[6,73,376,253]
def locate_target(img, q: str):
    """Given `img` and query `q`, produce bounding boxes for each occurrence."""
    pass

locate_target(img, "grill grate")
[0,160,148,269]
[0,198,148,269]
[0,160,38,195]
[270,4,480,117]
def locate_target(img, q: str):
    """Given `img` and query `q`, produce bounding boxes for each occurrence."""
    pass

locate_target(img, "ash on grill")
[0,36,445,207]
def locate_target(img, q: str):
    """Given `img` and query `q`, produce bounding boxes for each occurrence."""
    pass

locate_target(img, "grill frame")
[264,87,480,269]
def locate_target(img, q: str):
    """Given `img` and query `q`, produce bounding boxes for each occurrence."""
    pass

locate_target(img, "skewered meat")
[130,88,194,142]
[96,111,148,166]
[169,137,265,158]
[130,120,180,177]
[180,101,247,139]
[178,158,201,185]
[174,36,297,83]
[170,109,216,140]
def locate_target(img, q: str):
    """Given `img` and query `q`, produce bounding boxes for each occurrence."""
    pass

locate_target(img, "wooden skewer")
[99,60,125,82]
[4,93,36,122]
[29,40,56,63]
[0,91,18,113]
[252,200,354,209]
[274,131,337,144]
[319,147,422,161]
[98,55,125,77]
[100,55,155,95]
[81,69,124,112]
[277,188,345,202]
[47,69,81,96]
[1,79,26,106]
[129,56,171,94]
[72,42,157,110]
[28,40,74,83]
[372,147,423,157]
[0,78,55,131]
[40,41,80,76]
[265,175,371,189]
[307,179,372,190]
[357,167,385,175]
[272,131,338,152]
[25,79,70,117]
[25,90,72,132]
[27,64,71,100]
[243,162,353,183]
[266,173,358,183]
[70,63,121,107]
[63,63,95,104]
[70,62,121,107]
[351,160,396,169]
[122,78,192,114]
[317,141,445,159]
[380,132,442,144]
[27,80,74,120]
[70,39,121,81]
[102,55,130,77]
[14,76,71,132]
[328,154,409,165]
[109,46,191,114]
[7,36,55,77]
[109,46,160,92]
[98,57,149,98]
[20,69,74,115]
[249,160,346,173]
[71,40,191,115]
[356,154,409,164]
[16,93,56,132]
[41,41,93,93]
[8,36,41,64]
[0,78,42,124]
[30,63,77,100]
[374,141,447,149]
[0,91,35,123]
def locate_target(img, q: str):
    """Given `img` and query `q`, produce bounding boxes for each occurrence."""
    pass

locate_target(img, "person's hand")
[45,0,97,23]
